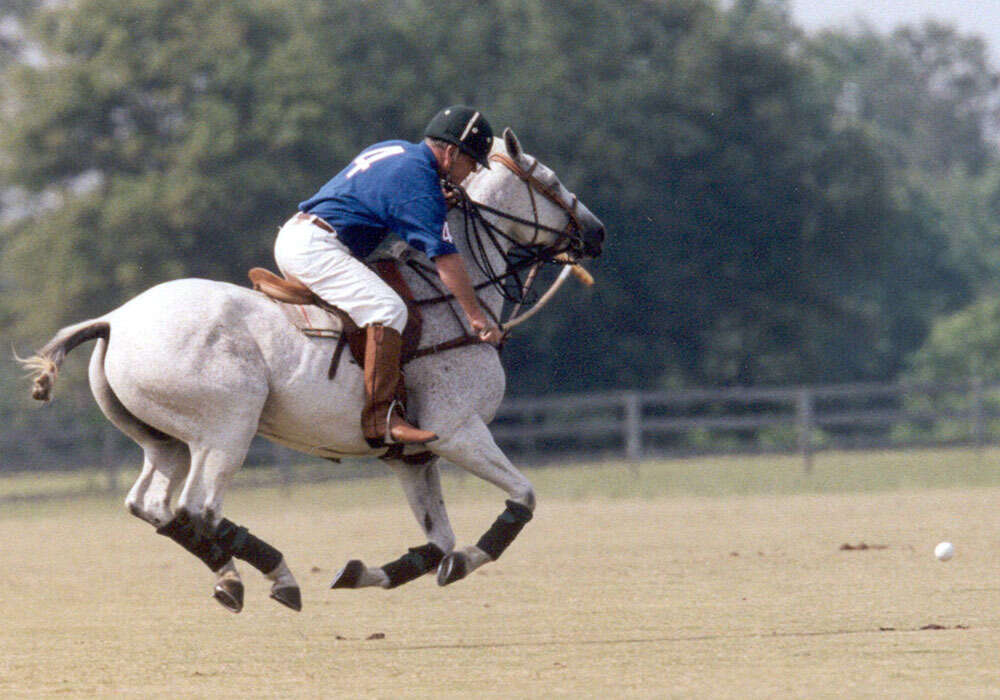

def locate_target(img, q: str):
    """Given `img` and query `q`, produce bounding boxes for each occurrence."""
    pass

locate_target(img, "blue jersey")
[298,140,458,260]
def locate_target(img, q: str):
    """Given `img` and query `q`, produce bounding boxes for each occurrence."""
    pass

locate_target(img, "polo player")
[274,106,504,447]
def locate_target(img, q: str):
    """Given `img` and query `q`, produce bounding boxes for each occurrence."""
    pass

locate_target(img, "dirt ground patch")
[1,482,998,697]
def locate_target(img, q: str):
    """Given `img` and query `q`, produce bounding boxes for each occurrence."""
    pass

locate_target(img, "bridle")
[401,150,589,359]
[482,152,585,252]
[413,150,586,296]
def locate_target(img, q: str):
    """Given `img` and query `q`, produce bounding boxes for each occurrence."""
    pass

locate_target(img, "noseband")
[484,152,585,254]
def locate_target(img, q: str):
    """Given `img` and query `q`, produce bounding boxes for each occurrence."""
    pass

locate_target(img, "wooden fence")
[5,379,1000,502]
[488,379,1000,470]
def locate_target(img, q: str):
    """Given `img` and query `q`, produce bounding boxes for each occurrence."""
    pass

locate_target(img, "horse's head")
[464,128,605,261]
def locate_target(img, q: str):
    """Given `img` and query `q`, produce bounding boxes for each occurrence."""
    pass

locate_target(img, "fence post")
[624,391,642,462]
[796,388,814,473]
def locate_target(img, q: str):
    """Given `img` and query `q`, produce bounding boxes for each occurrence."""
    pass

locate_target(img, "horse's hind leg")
[427,416,535,586]
[125,439,189,527]
[88,337,190,529]
[88,339,249,610]
[168,443,301,611]
[330,457,456,590]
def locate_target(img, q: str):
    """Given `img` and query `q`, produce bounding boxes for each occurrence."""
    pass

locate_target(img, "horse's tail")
[18,319,110,402]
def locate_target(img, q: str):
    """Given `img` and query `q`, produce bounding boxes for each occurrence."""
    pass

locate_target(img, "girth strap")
[407,333,481,361]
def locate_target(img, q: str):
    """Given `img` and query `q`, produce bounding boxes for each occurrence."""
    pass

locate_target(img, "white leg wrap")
[215,559,240,579]
[265,557,298,588]
[460,544,492,572]
[364,567,390,588]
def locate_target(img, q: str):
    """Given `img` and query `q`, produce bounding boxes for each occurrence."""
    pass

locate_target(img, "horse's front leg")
[331,457,456,590]
[425,416,535,586]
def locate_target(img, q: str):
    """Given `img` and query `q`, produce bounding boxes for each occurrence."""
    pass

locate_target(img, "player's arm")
[391,194,503,346]
[433,253,503,345]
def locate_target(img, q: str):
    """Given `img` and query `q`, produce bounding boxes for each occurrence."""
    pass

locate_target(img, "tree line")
[2,0,999,468]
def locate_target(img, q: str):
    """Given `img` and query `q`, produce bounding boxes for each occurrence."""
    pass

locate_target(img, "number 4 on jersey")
[346,145,405,178]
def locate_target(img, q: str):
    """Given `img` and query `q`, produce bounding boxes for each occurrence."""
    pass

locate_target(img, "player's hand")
[442,184,462,208]
[471,318,503,346]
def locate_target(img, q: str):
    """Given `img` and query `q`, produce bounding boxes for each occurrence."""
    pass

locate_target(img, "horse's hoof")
[270,585,302,612]
[213,579,244,613]
[330,559,366,589]
[436,552,468,586]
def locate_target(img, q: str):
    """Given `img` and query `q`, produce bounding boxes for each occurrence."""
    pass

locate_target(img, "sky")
[789,0,1000,65]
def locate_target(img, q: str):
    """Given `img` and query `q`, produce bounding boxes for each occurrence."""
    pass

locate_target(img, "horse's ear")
[503,127,522,160]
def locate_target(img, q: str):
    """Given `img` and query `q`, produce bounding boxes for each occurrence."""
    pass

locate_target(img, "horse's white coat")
[35,129,604,595]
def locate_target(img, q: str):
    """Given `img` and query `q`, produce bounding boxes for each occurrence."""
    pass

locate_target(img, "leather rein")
[405,152,586,361]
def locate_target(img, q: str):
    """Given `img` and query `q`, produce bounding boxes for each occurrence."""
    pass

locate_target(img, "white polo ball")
[934,541,954,561]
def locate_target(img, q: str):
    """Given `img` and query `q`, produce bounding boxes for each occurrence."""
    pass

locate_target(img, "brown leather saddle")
[248,261,424,377]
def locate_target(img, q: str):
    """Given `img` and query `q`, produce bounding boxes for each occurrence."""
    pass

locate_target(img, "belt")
[294,211,336,234]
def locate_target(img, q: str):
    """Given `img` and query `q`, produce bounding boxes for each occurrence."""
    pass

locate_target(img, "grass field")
[2,448,999,698]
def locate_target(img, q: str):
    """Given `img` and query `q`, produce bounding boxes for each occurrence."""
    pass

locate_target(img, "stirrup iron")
[384,399,403,445]
[383,399,437,445]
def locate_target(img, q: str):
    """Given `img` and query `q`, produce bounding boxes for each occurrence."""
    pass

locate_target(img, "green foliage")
[806,21,1000,176]
[503,0,976,389]
[907,295,1000,382]
[922,165,1000,296]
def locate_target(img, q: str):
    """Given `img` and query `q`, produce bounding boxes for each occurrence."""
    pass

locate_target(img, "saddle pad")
[272,299,344,339]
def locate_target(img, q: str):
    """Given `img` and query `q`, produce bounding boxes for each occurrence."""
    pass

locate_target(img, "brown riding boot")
[362,324,438,447]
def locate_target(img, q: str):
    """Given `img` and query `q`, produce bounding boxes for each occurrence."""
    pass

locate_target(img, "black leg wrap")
[156,512,230,572]
[476,499,534,561]
[215,518,284,575]
[381,543,445,589]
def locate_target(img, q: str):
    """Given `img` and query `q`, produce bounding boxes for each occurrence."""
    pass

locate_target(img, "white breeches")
[274,215,407,333]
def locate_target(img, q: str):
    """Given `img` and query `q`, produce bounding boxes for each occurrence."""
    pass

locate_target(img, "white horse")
[21,128,605,613]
